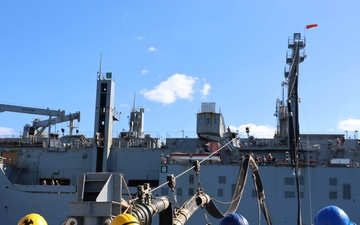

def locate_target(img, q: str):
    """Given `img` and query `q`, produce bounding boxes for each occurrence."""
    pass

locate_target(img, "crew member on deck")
[261,155,267,165]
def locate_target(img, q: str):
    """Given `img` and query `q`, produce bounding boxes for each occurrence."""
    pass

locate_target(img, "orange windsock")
[306,24,318,29]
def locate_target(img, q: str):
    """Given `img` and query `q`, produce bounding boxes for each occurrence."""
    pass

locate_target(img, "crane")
[0,104,65,117]
[0,103,80,137]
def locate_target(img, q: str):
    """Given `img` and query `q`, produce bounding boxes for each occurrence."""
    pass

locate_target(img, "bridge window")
[285,191,295,198]
[218,189,224,197]
[218,176,226,184]
[343,184,351,199]
[329,178,337,186]
[189,174,194,184]
[284,177,294,185]
[188,188,194,196]
[329,191,337,199]
[284,176,304,185]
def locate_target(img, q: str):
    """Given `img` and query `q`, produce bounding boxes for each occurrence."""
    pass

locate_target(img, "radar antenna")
[98,53,102,78]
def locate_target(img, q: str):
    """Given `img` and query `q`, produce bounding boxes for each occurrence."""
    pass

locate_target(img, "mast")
[275,33,306,144]
[132,92,136,112]
[99,53,102,78]
[285,33,306,145]
[285,33,306,225]
[129,93,144,139]
[93,55,116,172]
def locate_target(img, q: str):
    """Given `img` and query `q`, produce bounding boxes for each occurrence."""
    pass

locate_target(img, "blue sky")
[1,1,360,140]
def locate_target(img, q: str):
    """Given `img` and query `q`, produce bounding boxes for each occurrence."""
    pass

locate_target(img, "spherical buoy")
[220,213,249,225]
[18,213,48,225]
[111,213,140,225]
[315,205,354,225]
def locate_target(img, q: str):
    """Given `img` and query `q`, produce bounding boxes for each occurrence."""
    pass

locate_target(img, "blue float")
[220,213,249,225]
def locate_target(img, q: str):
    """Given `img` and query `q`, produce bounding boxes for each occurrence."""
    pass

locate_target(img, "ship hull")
[2,155,359,225]
[158,164,360,225]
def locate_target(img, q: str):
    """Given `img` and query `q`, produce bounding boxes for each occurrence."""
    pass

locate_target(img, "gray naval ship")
[1,33,359,225]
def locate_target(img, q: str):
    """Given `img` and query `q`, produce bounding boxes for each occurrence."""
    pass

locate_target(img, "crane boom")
[32,112,80,136]
[0,104,65,117]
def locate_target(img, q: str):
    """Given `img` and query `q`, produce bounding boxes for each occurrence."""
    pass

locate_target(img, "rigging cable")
[252,173,262,225]
[204,154,272,225]
[305,135,314,225]
[151,137,238,194]
[144,138,273,225]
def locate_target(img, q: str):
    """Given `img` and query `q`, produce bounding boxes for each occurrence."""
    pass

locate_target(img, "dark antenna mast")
[132,92,136,112]
[98,53,103,78]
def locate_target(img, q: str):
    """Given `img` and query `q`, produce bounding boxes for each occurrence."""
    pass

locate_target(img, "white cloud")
[147,47,157,52]
[233,123,276,138]
[142,69,148,75]
[200,83,211,99]
[0,127,16,137]
[141,73,197,105]
[136,35,145,40]
[337,119,360,131]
